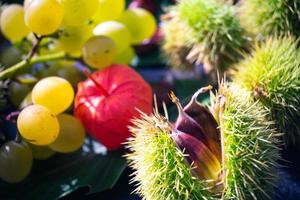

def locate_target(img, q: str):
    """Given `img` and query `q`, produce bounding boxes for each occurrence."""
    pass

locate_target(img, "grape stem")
[0,32,72,80]
[26,33,43,62]
[6,111,20,123]
[0,52,66,80]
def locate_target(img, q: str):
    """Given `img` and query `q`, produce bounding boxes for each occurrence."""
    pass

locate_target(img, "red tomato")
[74,64,152,150]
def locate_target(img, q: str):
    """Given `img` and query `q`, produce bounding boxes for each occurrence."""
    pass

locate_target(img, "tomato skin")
[74,64,152,150]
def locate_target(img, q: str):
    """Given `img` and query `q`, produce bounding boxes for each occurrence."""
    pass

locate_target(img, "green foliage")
[218,84,280,200]
[178,0,248,72]
[239,0,300,38]
[126,113,216,200]
[0,138,126,200]
[233,36,300,145]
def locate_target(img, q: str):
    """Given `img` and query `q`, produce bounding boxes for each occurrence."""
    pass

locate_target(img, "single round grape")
[28,143,55,160]
[32,77,74,114]
[49,114,85,153]
[60,0,98,26]
[0,46,22,67]
[57,24,93,54]
[0,141,33,183]
[115,46,135,65]
[93,21,131,52]
[82,36,117,69]
[93,0,125,23]
[36,61,84,87]
[17,105,60,145]
[0,4,30,42]
[118,8,156,44]
[25,0,63,35]
[8,81,32,107]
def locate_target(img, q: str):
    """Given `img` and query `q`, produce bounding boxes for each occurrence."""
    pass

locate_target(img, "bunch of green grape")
[0,0,157,68]
[0,0,158,184]
[1,77,86,183]
[0,76,86,183]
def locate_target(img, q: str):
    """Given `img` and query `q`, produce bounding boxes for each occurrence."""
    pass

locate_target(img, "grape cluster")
[0,0,157,184]
[0,0,157,68]
[0,77,85,183]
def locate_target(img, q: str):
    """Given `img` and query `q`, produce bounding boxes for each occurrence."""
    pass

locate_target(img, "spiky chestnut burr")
[161,12,195,71]
[126,83,279,200]
[232,36,300,146]
[176,0,249,74]
[215,83,280,200]
[238,0,300,38]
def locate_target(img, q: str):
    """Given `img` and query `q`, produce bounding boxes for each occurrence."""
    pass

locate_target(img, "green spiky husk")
[126,85,279,200]
[126,113,215,200]
[177,0,249,72]
[238,0,300,38]
[161,13,195,71]
[232,36,300,145]
[218,84,280,200]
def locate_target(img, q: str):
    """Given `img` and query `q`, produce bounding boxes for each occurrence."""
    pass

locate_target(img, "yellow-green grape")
[93,0,125,23]
[49,114,85,153]
[57,24,93,54]
[25,0,63,35]
[82,36,117,69]
[28,143,55,160]
[93,21,131,52]
[60,0,98,26]
[32,77,74,114]
[0,141,33,183]
[17,105,59,145]
[119,8,156,44]
[0,46,22,67]
[9,81,32,108]
[0,4,30,42]
[36,61,84,87]
[115,46,135,64]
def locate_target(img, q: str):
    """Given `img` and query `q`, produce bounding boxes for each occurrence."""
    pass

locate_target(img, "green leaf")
[0,138,127,200]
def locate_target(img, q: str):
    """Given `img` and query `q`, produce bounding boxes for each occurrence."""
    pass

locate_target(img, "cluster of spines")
[238,0,300,38]
[217,83,280,200]
[161,13,195,71]
[232,36,300,145]
[126,112,217,200]
[126,82,280,199]
[177,0,248,72]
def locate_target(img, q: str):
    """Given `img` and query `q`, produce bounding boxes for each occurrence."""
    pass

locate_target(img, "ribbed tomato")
[74,64,152,150]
